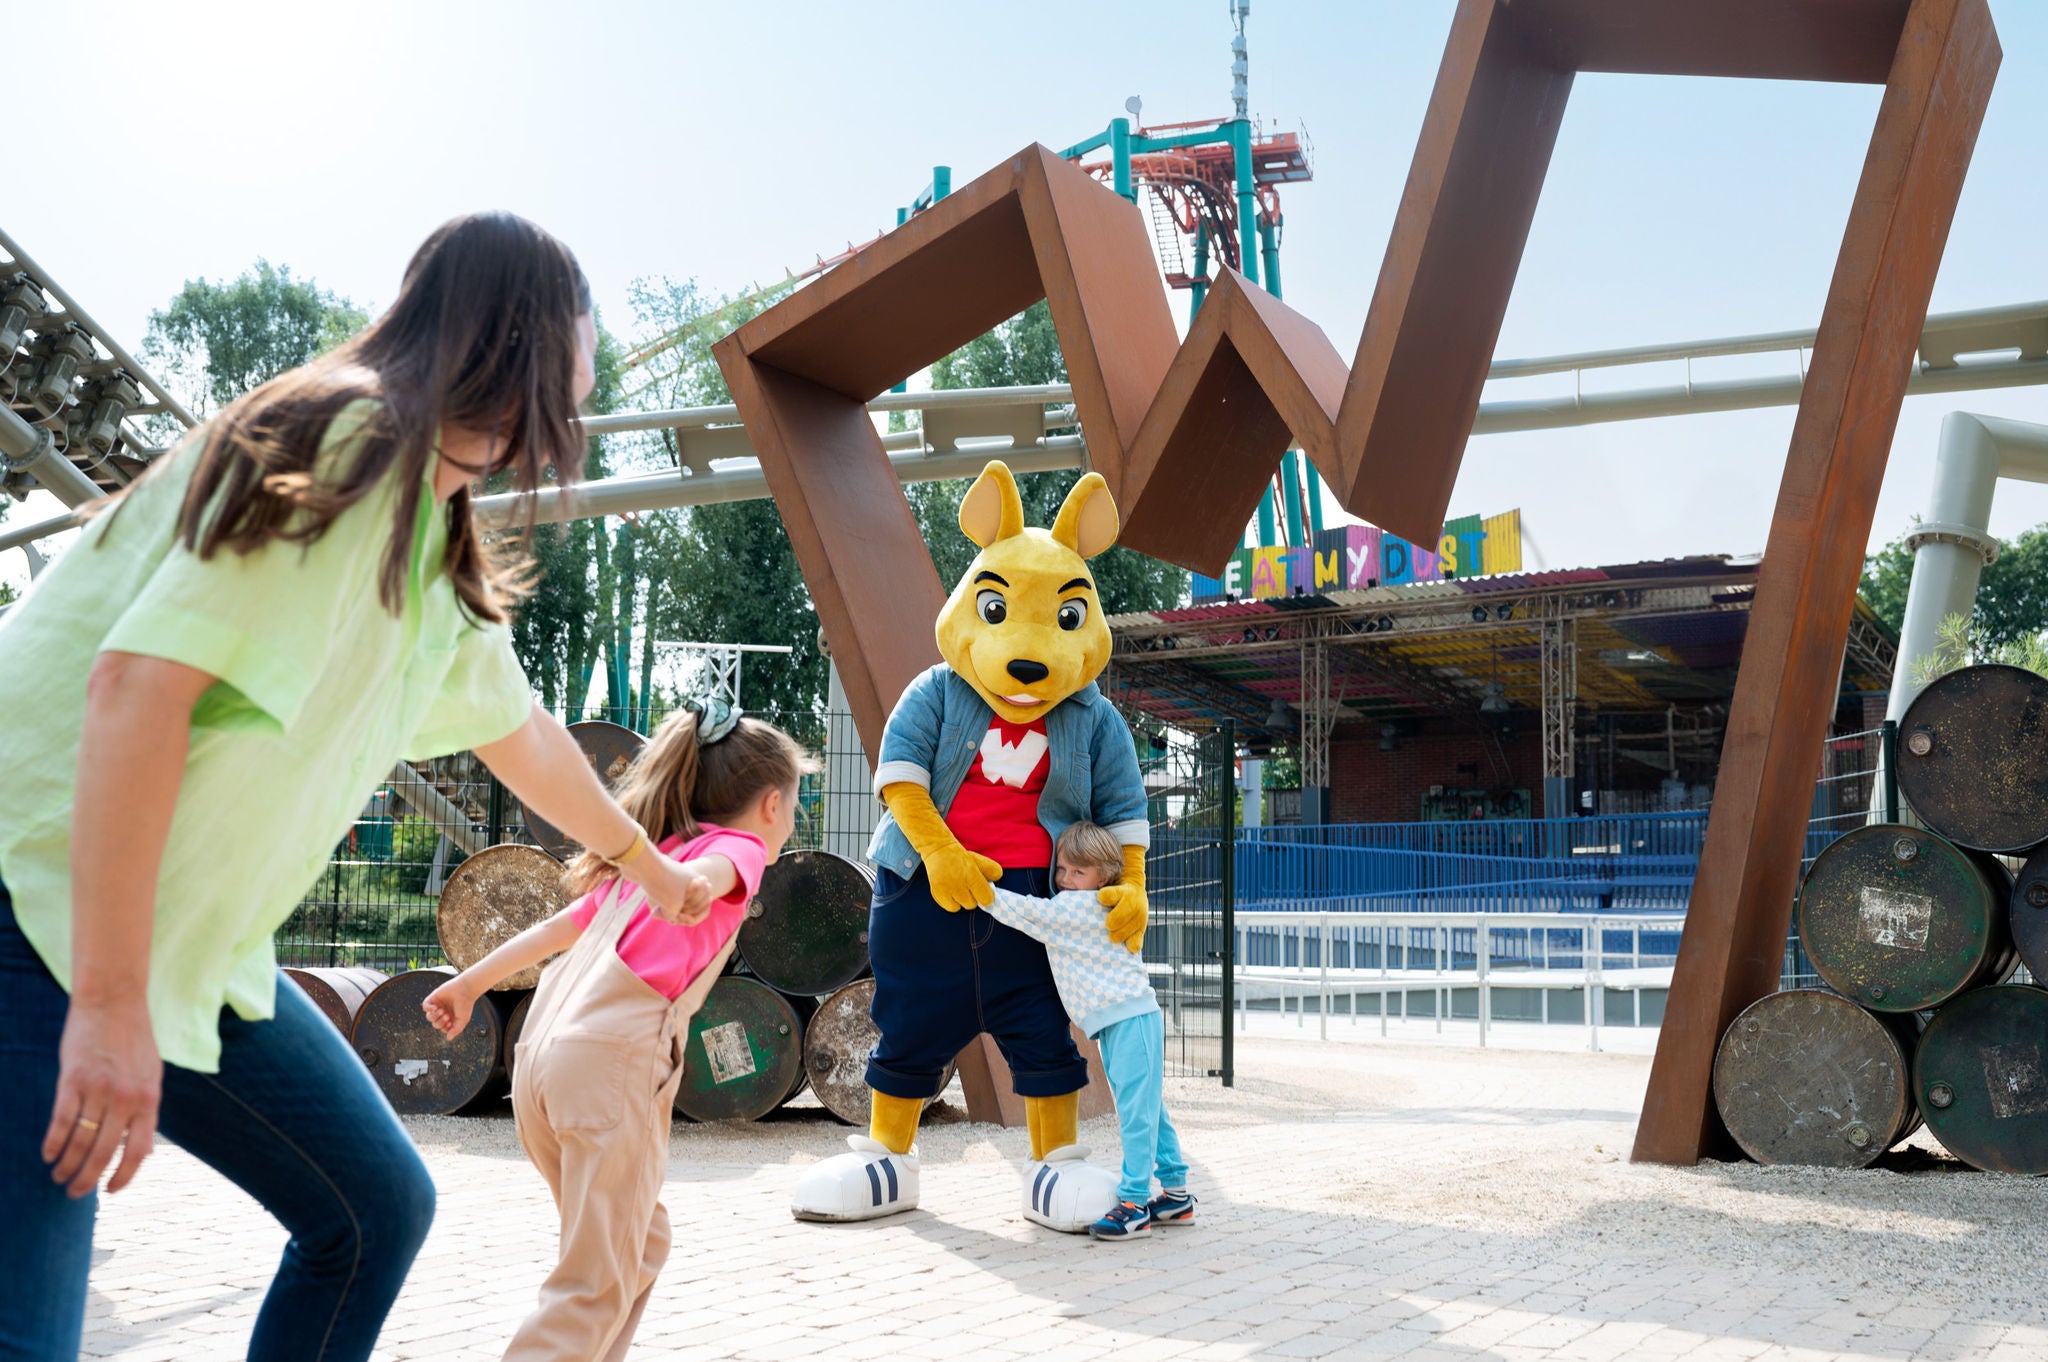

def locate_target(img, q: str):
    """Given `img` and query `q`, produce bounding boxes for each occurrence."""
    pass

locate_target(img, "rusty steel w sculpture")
[714,0,2000,1163]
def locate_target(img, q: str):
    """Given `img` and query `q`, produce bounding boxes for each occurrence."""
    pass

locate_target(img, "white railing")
[1225,910,1683,1053]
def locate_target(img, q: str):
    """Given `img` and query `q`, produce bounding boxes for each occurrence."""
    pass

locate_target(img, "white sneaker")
[1021,1144,1118,1233]
[791,1135,921,1222]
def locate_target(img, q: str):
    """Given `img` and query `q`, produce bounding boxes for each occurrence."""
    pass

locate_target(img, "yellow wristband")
[600,827,648,869]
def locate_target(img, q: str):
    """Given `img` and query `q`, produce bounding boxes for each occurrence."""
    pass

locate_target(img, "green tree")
[141,260,368,418]
[622,278,824,718]
[1862,520,2048,651]
[905,301,1186,615]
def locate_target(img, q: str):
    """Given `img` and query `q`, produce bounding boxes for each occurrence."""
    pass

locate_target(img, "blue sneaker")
[1148,1189,1197,1226]
[1088,1199,1151,1240]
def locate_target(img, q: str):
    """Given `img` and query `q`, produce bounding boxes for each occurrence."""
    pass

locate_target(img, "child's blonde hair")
[1055,821,1124,885]
[564,710,820,895]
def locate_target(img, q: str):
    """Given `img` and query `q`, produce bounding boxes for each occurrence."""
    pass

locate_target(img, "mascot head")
[936,462,1118,724]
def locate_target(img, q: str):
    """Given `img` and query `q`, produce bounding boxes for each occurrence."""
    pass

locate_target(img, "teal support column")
[1232,119,1259,288]
[1308,466,1327,535]
[1190,223,1211,318]
[1259,214,1282,299]
[1280,451,1306,546]
[1110,119,1134,201]
[1257,486,1276,546]
[932,165,951,201]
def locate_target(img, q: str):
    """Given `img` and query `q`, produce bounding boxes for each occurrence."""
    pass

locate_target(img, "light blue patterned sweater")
[984,887,1160,1038]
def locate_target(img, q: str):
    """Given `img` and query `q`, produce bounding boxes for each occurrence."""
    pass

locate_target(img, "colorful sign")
[1191,510,1522,603]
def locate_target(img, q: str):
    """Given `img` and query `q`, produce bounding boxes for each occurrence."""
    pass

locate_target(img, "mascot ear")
[960,461,1026,548]
[1050,472,1119,559]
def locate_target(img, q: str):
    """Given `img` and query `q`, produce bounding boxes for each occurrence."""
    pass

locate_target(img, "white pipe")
[0,405,104,506]
[1886,413,2048,725]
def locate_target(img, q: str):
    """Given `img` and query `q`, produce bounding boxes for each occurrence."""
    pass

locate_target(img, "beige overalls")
[505,880,736,1362]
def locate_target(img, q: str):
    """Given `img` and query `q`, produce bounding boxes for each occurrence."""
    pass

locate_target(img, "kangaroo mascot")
[792,462,1149,1232]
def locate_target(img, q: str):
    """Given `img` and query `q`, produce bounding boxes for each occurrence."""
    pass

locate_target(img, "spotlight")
[1470,607,1487,623]
[1478,681,1510,715]
[1265,697,1294,733]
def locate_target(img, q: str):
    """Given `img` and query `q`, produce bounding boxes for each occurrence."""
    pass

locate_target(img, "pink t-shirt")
[568,825,768,1000]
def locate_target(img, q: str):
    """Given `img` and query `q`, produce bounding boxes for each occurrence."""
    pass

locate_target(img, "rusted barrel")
[282,966,387,1037]
[502,990,535,1081]
[1914,984,2048,1174]
[351,966,516,1115]
[2004,846,2048,981]
[803,978,952,1126]
[1713,989,1919,1167]
[524,721,646,860]
[673,977,808,1122]
[1796,823,2016,1011]
[1897,663,2048,854]
[436,844,572,991]
[738,850,874,996]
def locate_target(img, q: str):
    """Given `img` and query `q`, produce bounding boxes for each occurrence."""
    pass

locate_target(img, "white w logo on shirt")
[979,727,1048,789]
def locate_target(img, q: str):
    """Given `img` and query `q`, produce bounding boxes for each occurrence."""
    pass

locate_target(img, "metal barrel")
[803,978,952,1126]
[673,976,808,1122]
[1796,823,2016,1011]
[1713,988,1920,1167]
[351,966,516,1116]
[1898,663,2048,854]
[282,967,388,1037]
[502,990,536,1082]
[524,722,646,860]
[2004,846,2048,980]
[436,844,572,992]
[737,850,875,996]
[1914,984,2048,1174]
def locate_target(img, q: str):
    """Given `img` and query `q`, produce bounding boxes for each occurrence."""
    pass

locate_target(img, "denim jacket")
[866,664,1150,880]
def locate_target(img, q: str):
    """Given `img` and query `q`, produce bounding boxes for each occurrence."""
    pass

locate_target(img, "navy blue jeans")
[0,880,435,1361]
[865,864,1089,1100]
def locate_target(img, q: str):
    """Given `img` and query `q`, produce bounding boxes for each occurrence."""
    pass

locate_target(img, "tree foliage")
[905,301,1186,616]
[1861,519,2048,652]
[141,261,367,417]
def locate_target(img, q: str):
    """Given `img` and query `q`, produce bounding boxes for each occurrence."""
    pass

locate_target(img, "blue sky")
[9,0,2047,580]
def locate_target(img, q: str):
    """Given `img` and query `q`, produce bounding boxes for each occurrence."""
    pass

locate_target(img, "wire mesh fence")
[274,704,873,972]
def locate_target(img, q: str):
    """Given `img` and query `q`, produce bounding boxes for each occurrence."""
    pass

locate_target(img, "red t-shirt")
[568,824,767,1000]
[946,718,1054,869]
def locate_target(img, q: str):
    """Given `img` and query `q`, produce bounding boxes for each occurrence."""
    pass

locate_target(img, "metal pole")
[1318,912,1329,1041]
[1110,118,1134,202]
[1589,916,1604,1054]
[1259,214,1282,299]
[1882,720,1900,823]
[1478,914,1490,1048]
[1190,224,1211,319]
[0,405,104,507]
[1219,720,1235,1087]
[1232,119,1259,288]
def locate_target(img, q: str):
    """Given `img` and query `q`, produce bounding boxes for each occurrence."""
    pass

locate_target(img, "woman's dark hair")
[564,712,821,896]
[106,211,592,623]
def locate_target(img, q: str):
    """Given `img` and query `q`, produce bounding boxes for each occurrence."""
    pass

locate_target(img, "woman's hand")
[632,854,715,926]
[42,997,161,1198]
[422,978,477,1039]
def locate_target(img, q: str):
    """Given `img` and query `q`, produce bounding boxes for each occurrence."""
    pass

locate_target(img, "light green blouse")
[0,403,534,1072]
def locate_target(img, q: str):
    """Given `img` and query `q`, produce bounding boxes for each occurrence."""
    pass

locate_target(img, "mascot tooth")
[790,462,1150,1232]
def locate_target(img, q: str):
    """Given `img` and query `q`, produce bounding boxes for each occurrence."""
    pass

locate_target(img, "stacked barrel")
[1714,663,2048,1173]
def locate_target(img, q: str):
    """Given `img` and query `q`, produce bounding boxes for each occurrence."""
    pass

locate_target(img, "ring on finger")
[75,1117,102,1132]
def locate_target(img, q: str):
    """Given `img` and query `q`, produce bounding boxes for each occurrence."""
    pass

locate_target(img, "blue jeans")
[865,865,1090,1100]
[0,880,435,1361]
[1095,1011,1189,1204]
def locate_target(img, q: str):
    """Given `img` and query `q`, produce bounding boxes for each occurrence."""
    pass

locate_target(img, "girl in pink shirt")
[422,699,816,1361]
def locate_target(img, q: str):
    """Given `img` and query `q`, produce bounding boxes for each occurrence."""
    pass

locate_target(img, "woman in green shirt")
[0,212,707,1361]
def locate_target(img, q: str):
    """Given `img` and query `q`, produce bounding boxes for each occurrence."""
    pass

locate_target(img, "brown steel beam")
[714,0,1998,1155]
[1635,0,1999,1164]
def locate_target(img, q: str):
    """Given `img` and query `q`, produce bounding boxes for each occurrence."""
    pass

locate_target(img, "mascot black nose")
[1006,659,1050,684]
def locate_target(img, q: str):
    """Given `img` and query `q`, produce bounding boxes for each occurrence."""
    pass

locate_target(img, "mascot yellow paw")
[1098,882,1150,953]
[927,846,1003,912]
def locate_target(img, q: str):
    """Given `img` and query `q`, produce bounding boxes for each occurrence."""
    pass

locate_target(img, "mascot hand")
[1098,882,1149,952]
[927,845,1004,912]
[881,779,1000,911]
[1099,844,1150,952]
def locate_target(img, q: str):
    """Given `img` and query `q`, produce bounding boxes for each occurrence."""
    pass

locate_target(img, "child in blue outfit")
[983,821,1196,1240]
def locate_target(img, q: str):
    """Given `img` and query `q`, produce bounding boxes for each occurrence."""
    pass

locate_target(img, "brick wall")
[1328,718,1544,823]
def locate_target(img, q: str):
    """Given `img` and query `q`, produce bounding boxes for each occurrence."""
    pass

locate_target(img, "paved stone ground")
[80,1033,2048,1361]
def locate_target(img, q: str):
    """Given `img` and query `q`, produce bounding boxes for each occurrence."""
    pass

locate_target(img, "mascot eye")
[977,590,1008,625]
[1058,599,1089,631]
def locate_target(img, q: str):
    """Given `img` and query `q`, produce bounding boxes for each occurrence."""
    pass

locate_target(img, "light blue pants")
[1094,1011,1189,1204]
